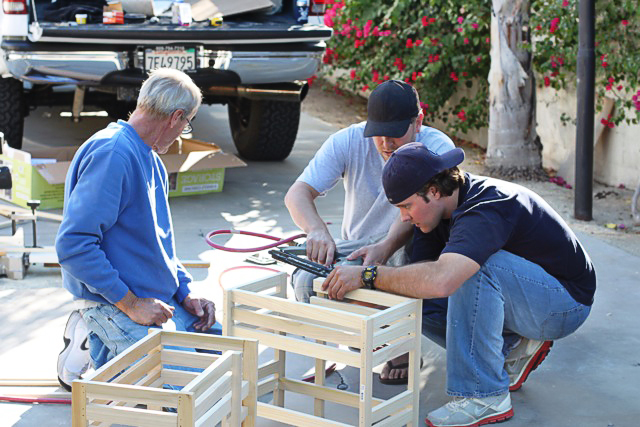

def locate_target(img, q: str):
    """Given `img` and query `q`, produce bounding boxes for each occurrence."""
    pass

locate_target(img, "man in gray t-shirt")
[285,80,454,384]
[284,80,454,294]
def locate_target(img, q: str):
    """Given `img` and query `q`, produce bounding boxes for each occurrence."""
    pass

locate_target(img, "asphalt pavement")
[1,104,639,426]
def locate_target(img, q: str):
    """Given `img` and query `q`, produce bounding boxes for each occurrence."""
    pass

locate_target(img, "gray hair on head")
[137,68,202,120]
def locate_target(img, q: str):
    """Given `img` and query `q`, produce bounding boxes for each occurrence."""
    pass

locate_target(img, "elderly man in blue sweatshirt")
[55,68,219,369]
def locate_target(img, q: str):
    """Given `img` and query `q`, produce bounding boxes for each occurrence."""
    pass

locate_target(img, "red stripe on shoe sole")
[425,408,514,427]
[509,341,553,391]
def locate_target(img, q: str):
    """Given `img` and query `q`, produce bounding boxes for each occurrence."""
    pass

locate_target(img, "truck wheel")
[228,98,300,161]
[0,77,25,150]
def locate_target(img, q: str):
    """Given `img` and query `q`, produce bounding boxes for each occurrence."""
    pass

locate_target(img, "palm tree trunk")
[487,0,544,179]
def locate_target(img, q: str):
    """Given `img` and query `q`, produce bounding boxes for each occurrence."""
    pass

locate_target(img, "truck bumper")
[3,47,323,86]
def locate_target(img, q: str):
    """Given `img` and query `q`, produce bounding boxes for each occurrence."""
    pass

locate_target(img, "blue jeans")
[81,296,222,369]
[422,250,591,398]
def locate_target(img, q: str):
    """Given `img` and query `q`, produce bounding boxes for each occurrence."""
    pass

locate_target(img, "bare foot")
[379,353,410,384]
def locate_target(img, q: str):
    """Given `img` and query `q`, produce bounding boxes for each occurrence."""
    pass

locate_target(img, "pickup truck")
[0,0,331,160]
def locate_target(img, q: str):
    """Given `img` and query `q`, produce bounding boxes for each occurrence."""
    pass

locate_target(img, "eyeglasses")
[182,114,194,135]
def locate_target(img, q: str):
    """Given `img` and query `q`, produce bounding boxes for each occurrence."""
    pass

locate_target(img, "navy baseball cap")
[382,143,465,204]
[363,80,420,138]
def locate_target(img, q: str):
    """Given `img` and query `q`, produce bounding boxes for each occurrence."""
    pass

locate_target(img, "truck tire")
[0,77,25,150]
[228,98,300,161]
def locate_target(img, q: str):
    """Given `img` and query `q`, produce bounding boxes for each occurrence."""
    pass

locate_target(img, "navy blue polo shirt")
[412,172,596,306]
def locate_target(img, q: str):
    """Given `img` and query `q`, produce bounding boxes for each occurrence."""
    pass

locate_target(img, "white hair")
[137,68,202,119]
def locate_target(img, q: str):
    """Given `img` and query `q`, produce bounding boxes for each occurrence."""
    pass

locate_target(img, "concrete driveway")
[1,103,639,426]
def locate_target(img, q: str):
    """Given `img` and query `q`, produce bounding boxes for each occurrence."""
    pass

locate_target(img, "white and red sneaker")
[505,339,553,392]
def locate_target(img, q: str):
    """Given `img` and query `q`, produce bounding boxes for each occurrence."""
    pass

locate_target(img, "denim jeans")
[421,250,591,398]
[81,296,222,369]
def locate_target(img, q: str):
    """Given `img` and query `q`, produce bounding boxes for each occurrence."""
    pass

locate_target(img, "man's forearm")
[285,183,329,235]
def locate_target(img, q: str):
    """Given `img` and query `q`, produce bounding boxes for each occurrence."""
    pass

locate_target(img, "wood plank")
[373,407,412,427]
[87,331,162,382]
[371,299,419,329]
[313,280,412,307]
[160,368,200,388]
[86,403,177,427]
[371,390,412,423]
[177,393,195,427]
[194,372,231,419]
[310,297,380,316]
[229,272,287,293]
[195,392,232,427]
[257,402,350,427]
[232,290,364,330]
[84,381,180,407]
[230,325,361,367]
[372,336,415,367]
[233,307,361,347]
[161,330,246,352]
[161,348,219,370]
[372,318,414,349]
[279,377,384,408]
[257,376,277,398]
[182,351,233,397]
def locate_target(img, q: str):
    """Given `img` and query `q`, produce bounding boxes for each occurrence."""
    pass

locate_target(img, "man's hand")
[347,242,392,266]
[322,265,364,300]
[305,228,337,266]
[182,294,216,331]
[115,291,175,326]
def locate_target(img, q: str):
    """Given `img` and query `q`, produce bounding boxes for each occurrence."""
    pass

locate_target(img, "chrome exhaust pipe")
[205,83,308,102]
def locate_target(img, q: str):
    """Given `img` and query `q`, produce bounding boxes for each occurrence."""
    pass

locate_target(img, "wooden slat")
[161,330,245,352]
[257,360,280,378]
[182,351,233,397]
[230,325,361,367]
[257,376,277,398]
[373,407,412,427]
[109,350,161,386]
[195,392,232,427]
[313,280,412,307]
[257,402,350,427]
[232,289,364,330]
[371,299,419,329]
[161,348,219,370]
[86,403,177,427]
[310,297,380,316]
[372,336,415,367]
[86,330,161,382]
[194,372,231,419]
[160,368,200,388]
[84,381,180,407]
[371,390,412,423]
[372,318,414,349]
[233,307,361,347]
[279,377,383,408]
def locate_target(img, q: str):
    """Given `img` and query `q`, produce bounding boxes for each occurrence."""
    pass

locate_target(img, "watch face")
[364,271,374,280]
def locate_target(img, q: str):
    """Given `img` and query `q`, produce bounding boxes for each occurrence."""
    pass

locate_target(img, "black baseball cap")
[382,142,465,204]
[363,80,420,138]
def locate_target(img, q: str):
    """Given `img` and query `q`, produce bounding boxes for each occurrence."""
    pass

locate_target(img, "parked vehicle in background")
[0,0,331,160]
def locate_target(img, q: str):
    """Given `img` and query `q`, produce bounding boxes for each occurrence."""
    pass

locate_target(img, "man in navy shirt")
[322,143,595,427]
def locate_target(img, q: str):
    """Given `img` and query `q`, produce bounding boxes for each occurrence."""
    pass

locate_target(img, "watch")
[361,265,378,290]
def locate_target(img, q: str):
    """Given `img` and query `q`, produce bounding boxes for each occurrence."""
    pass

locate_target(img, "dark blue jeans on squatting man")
[81,296,222,370]
[413,247,591,398]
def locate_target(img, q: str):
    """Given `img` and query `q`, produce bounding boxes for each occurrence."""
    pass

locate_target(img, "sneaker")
[505,339,553,391]
[425,393,513,427]
[57,310,91,391]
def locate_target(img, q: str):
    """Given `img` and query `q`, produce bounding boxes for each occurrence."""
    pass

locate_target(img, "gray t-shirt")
[297,122,455,241]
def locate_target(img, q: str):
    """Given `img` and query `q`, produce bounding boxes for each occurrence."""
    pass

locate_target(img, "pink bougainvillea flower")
[307,75,317,86]
[457,27,463,33]
[450,72,459,82]
[384,75,390,80]
[562,0,569,7]
[457,16,464,24]
[457,110,466,121]
[606,84,612,91]
[550,17,560,33]
[464,38,469,44]
[544,76,551,86]
[472,23,478,29]
[406,38,413,48]
[350,70,356,79]
[420,102,429,111]
[362,85,369,92]
[622,20,629,26]
[602,61,608,67]
[422,16,429,27]
[617,85,623,91]
[431,38,439,46]
[415,39,423,46]
[476,56,482,62]
[485,37,490,43]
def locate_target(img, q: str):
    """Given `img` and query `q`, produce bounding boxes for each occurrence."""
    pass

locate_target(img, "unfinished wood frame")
[71,329,258,427]
[223,273,422,427]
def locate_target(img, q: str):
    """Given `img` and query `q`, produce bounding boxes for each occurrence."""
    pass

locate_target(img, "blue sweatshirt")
[55,121,191,305]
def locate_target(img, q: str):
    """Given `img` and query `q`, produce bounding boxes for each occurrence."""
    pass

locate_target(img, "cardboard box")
[0,139,245,210]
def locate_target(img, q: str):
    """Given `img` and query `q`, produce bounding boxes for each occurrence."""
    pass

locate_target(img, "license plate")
[144,47,196,72]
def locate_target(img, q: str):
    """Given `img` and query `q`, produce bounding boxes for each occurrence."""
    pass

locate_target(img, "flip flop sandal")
[378,358,424,385]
